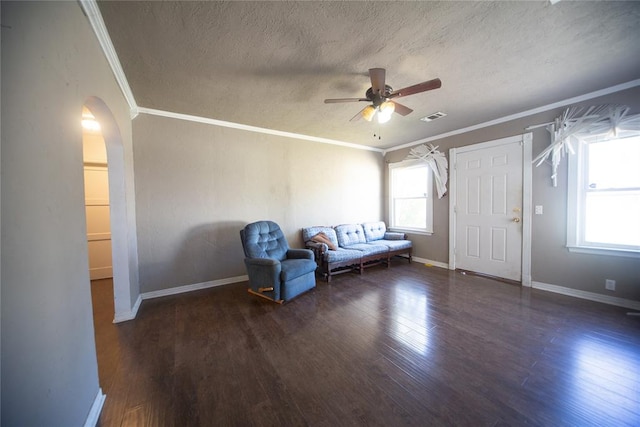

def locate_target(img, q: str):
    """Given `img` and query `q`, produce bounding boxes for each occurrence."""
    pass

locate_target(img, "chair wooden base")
[247,288,284,304]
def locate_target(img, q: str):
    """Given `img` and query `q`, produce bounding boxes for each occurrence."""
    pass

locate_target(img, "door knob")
[512,217,521,223]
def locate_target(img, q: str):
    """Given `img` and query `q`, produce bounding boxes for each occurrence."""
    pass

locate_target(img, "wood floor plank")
[92,264,640,426]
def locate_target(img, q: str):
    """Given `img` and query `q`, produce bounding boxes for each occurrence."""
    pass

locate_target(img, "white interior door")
[450,134,532,283]
[84,166,113,280]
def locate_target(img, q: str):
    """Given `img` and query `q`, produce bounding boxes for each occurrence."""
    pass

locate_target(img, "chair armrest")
[384,231,407,240]
[244,258,282,300]
[245,257,280,267]
[287,248,315,261]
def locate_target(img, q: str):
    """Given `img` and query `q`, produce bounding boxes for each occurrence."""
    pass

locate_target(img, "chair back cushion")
[362,221,387,242]
[335,224,367,247]
[241,221,289,261]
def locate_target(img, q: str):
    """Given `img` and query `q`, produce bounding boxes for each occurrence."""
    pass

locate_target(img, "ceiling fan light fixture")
[377,101,395,123]
[361,105,376,122]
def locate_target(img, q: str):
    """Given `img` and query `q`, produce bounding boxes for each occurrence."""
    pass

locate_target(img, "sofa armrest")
[287,248,315,261]
[305,241,327,252]
[304,242,327,263]
[384,231,407,240]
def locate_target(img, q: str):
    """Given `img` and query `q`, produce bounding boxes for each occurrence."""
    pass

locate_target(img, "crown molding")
[79,0,139,119]
[137,107,384,153]
[384,78,640,155]
[79,0,638,154]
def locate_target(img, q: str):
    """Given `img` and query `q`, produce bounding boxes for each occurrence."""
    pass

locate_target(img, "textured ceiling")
[98,1,640,150]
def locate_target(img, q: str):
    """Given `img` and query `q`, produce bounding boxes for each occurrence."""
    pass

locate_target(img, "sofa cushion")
[375,239,412,251]
[310,232,337,250]
[302,226,339,249]
[342,243,389,256]
[384,232,406,241]
[324,248,363,263]
[335,224,367,247]
[361,221,387,242]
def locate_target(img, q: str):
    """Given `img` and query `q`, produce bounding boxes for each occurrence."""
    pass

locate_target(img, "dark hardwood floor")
[90,262,640,426]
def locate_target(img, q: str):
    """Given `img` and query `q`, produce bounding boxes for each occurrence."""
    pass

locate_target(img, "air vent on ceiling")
[420,111,447,122]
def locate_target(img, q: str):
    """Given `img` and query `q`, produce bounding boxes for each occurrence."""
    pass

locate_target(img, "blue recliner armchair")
[240,220,317,303]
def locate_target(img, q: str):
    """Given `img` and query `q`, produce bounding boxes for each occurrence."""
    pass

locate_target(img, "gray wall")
[1,2,135,425]
[133,114,384,293]
[384,86,640,302]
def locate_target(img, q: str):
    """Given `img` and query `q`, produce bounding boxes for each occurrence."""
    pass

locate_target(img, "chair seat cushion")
[280,258,317,281]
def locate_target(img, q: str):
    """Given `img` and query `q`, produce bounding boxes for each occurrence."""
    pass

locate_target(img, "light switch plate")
[535,205,543,215]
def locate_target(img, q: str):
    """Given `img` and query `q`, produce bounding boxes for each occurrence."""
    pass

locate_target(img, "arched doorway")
[83,97,138,322]
[82,107,112,281]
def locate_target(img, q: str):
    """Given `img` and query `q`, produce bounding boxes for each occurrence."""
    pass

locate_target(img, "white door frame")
[448,133,533,286]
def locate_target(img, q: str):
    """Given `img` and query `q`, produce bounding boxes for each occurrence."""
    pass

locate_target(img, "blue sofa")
[302,221,412,282]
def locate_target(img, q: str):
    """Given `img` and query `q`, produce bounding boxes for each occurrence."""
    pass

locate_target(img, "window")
[389,161,433,234]
[567,134,640,256]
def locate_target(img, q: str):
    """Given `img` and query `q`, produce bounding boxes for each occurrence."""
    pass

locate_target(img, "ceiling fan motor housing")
[366,85,394,106]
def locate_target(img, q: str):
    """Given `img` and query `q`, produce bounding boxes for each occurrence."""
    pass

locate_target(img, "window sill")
[567,245,640,259]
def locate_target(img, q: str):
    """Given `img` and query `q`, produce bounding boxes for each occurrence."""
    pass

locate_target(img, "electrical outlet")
[605,279,616,291]
[535,205,543,215]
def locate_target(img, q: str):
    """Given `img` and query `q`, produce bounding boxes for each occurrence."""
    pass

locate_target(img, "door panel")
[466,226,480,258]
[455,140,523,281]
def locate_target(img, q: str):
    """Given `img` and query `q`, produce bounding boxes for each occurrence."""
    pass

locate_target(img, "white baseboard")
[83,388,106,427]
[412,256,449,270]
[532,281,640,311]
[112,275,249,323]
[140,275,249,301]
[113,295,142,324]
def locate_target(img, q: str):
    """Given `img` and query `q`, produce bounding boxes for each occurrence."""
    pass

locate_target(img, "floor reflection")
[390,284,431,356]
[572,335,640,424]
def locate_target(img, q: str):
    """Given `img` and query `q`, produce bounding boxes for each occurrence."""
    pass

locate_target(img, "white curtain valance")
[529,104,640,187]
[405,143,448,199]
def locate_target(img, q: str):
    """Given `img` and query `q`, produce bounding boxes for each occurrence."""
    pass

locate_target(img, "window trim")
[567,134,640,258]
[388,160,433,234]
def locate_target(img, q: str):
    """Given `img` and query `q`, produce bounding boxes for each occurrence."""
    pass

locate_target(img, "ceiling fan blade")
[388,78,442,99]
[350,106,368,122]
[369,68,386,95]
[391,101,413,116]
[324,98,368,103]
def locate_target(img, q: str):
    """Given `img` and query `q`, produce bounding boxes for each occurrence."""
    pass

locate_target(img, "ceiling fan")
[324,68,442,123]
